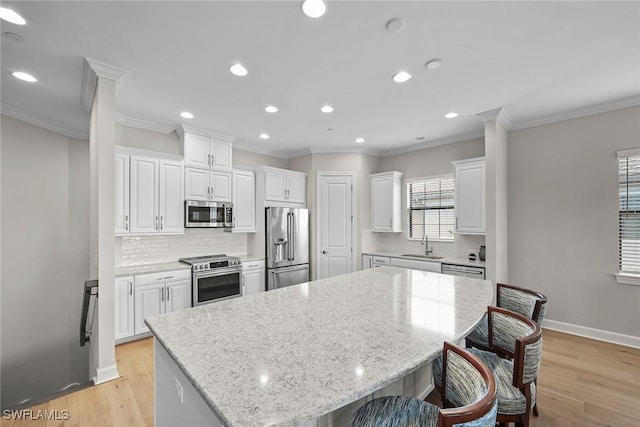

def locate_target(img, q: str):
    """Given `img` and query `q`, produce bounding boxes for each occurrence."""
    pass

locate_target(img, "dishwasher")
[441,263,486,279]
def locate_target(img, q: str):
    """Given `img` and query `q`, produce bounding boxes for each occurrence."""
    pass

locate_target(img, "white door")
[265,171,287,201]
[211,139,232,169]
[114,276,134,340]
[165,280,191,313]
[243,270,265,296]
[183,133,211,169]
[233,171,255,232]
[134,283,164,335]
[319,174,353,279]
[159,160,184,233]
[130,156,159,233]
[371,175,393,231]
[286,174,306,203]
[210,171,232,202]
[115,154,130,234]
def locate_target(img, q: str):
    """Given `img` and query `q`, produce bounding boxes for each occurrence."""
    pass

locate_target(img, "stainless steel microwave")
[185,200,232,228]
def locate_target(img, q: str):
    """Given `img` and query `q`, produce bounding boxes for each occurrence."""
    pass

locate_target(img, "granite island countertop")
[145,267,493,427]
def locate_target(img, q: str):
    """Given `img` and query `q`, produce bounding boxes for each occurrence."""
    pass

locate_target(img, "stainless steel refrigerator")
[266,207,310,290]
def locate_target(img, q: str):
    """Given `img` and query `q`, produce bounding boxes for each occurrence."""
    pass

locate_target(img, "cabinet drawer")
[135,269,191,286]
[390,258,440,272]
[372,256,390,266]
[242,260,265,272]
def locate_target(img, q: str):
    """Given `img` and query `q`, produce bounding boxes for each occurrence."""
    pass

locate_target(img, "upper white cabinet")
[452,157,486,234]
[370,171,402,232]
[257,166,307,206]
[179,127,234,171]
[184,168,232,202]
[231,170,256,232]
[115,153,130,234]
[130,155,184,234]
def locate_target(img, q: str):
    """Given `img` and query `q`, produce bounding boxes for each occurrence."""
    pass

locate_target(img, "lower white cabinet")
[362,255,373,270]
[372,256,391,267]
[115,276,134,341]
[242,260,265,296]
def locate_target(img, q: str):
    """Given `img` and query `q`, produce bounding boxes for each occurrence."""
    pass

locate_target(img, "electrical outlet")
[173,377,184,403]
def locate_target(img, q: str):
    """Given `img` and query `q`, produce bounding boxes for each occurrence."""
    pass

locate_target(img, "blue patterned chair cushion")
[499,287,538,319]
[466,313,489,348]
[433,350,536,416]
[349,396,439,427]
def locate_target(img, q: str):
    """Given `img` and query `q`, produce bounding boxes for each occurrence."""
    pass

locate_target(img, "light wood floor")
[2,329,639,427]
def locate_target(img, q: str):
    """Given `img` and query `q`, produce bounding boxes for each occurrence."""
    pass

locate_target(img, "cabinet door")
[265,171,287,202]
[211,139,232,169]
[232,171,255,232]
[210,171,232,202]
[159,161,184,233]
[130,156,159,233]
[114,276,134,340]
[183,133,211,169]
[286,174,306,203]
[134,283,164,335]
[184,167,210,201]
[115,154,130,234]
[165,280,191,314]
[371,175,393,231]
[243,270,265,296]
[362,255,373,270]
[455,162,486,234]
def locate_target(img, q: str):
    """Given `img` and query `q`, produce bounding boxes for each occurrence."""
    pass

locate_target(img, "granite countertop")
[115,261,190,277]
[362,250,486,268]
[145,266,493,427]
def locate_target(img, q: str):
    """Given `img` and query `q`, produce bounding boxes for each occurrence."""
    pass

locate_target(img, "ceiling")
[1,1,639,157]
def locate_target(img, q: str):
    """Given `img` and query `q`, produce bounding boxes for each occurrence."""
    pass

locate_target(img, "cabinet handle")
[129,281,132,296]
[211,154,215,167]
[155,216,159,230]
[208,154,211,168]
[389,218,392,229]
[157,276,174,280]
[455,217,458,231]
[160,288,163,303]
[125,215,129,231]
[160,216,164,231]
[167,287,170,301]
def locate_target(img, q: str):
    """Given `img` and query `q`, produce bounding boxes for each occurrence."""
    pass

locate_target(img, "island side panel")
[155,340,223,427]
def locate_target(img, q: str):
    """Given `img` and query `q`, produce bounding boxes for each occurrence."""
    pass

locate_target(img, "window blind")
[619,152,640,274]
[408,176,454,240]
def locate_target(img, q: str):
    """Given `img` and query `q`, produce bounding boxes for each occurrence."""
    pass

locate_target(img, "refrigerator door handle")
[290,212,295,261]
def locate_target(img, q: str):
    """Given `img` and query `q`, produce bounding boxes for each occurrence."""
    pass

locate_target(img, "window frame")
[406,174,455,243]
[616,148,640,286]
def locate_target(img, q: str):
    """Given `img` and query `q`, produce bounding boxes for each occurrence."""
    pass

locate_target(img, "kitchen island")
[145,266,493,427]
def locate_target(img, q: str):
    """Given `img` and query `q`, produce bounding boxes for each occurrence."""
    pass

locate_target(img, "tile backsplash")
[116,229,248,266]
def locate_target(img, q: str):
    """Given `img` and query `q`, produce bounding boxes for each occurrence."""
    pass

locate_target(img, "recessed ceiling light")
[0,7,26,25]
[265,105,278,113]
[392,71,412,83]
[302,0,327,18]
[320,105,334,113]
[385,18,405,32]
[259,133,270,140]
[355,138,365,144]
[180,112,194,119]
[425,59,442,70]
[445,112,459,119]
[12,71,37,83]
[4,31,23,41]
[229,63,248,77]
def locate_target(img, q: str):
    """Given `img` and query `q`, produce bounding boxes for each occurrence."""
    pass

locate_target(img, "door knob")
[322,250,328,254]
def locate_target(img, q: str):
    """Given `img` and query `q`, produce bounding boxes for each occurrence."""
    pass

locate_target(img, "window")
[407,175,454,241]
[618,149,640,278]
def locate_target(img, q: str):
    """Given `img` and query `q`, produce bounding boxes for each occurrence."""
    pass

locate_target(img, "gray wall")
[1,115,90,409]
[508,106,640,337]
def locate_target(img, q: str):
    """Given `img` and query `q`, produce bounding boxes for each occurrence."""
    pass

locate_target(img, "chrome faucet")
[421,233,434,255]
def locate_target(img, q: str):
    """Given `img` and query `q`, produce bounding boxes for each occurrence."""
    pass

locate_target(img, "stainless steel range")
[179,254,242,306]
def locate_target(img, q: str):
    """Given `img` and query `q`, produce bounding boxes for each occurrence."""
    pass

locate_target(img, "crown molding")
[115,112,175,134]
[379,130,485,158]
[176,124,236,142]
[81,58,129,111]
[475,107,513,130]
[232,141,290,159]
[1,104,88,140]
[510,95,640,131]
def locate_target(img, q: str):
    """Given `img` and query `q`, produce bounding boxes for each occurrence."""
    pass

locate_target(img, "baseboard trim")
[93,364,120,385]
[543,319,640,349]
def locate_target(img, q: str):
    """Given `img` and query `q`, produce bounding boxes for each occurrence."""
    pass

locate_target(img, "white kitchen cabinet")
[242,260,265,296]
[452,157,486,234]
[115,153,130,234]
[389,257,440,272]
[362,255,373,270]
[372,256,391,267]
[115,276,134,341]
[264,168,306,204]
[231,170,256,232]
[130,155,184,234]
[185,167,232,202]
[371,171,402,232]
[134,270,192,335]
[182,131,232,171]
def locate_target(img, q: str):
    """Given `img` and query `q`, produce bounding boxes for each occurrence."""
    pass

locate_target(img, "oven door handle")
[193,267,242,278]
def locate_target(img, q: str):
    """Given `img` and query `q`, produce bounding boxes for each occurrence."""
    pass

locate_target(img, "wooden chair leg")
[533,402,539,416]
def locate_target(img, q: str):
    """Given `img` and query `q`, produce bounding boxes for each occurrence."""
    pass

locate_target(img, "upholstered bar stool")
[434,306,543,427]
[349,342,497,427]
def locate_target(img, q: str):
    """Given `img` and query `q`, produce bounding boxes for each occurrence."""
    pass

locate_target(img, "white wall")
[373,139,486,259]
[1,115,90,408]
[508,106,640,338]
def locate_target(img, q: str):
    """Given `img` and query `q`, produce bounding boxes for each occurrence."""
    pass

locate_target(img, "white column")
[476,108,511,285]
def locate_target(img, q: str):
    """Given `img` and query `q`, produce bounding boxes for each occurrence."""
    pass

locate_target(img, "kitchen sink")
[401,254,444,260]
